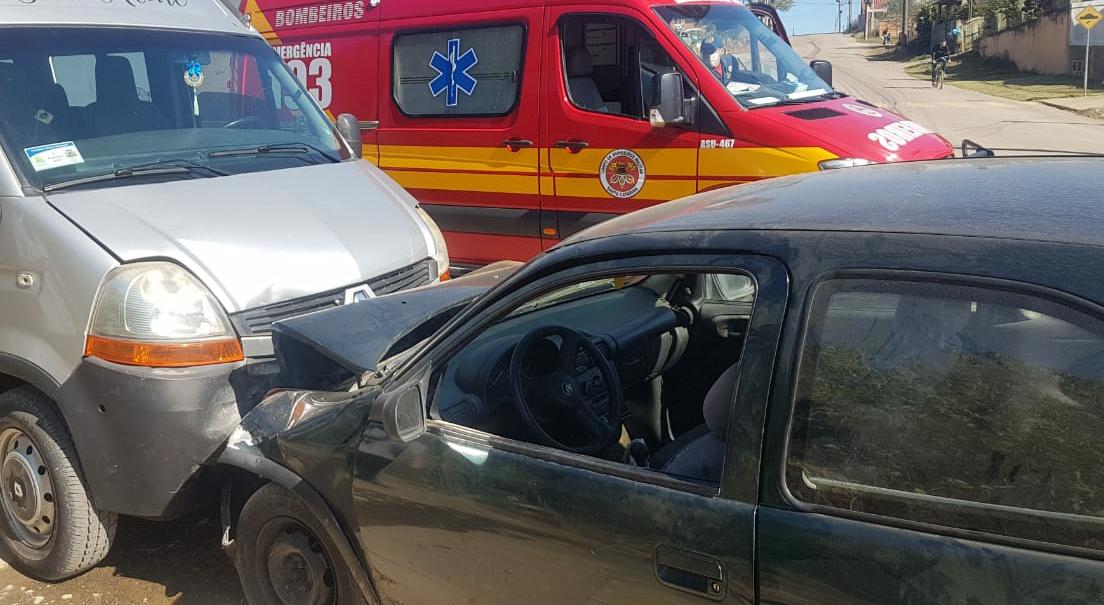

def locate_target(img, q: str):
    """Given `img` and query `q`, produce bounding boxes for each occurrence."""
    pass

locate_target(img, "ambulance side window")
[560,15,688,122]
[392,25,525,117]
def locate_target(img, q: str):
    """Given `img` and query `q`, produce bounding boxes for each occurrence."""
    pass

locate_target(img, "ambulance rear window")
[392,25,525,117]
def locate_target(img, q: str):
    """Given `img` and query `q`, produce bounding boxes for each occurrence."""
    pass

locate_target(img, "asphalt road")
[795,33,1104,155]
[0,511,243,605]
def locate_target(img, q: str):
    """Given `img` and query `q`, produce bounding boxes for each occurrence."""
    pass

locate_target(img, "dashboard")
[432,281,691,432]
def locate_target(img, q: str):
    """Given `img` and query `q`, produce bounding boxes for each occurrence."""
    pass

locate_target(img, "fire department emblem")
[599,149,646,199]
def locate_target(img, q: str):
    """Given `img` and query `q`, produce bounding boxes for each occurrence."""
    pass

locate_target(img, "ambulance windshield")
[656,4,835,108]
[0,27,346,191]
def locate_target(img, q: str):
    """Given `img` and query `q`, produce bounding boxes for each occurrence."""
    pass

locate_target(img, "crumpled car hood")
[272,261,520,388]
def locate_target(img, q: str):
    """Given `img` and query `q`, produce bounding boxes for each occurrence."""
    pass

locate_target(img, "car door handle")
[654,545,725,600]
[501,137,533,151]
[554,139,589,153]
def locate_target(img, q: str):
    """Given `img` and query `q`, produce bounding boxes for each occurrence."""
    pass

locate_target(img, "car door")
[350,253,788,605]
[757,274,1104,604]
[542,8,701,241]
[377,7,544,267]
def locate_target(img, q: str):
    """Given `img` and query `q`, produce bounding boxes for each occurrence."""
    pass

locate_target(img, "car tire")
[0,386,116,580]
[236,483,365,605]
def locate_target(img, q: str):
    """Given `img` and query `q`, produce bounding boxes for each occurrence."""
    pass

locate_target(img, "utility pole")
[848,0,853,33]
[837,0,843,32]
[901,0,909,46]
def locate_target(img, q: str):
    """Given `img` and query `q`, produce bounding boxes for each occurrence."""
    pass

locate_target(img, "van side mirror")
[651,72,687,128]
[379,385,425,443]
[810,60,833,87]
[336,113,363,159]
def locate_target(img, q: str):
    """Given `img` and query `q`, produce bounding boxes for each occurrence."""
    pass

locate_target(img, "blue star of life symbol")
[429,38,478,107]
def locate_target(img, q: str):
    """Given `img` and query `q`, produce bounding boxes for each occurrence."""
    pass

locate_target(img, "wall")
[978,12,1070,75]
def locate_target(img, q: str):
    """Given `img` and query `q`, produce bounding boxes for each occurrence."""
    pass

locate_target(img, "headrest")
[566,47,594,78]
[96,55,139,106]
[703,363,741,437]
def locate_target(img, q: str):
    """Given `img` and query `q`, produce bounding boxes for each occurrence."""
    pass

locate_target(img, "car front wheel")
[235,483,364,605]
[0,386,116,580]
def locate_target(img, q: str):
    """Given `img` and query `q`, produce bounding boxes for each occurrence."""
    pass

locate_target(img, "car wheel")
[0,386,116,580]
[236,483,364,605]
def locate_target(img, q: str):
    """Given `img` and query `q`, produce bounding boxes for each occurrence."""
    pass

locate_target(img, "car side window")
[786,279,1104,552]
[392,24,525,117]
[559,15,688,121]
[430,272,758,488]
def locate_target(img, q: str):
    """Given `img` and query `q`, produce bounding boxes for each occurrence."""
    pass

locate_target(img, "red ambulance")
[241,0,954,268]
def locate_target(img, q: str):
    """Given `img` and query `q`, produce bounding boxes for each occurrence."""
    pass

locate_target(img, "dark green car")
[220,158,1104,605]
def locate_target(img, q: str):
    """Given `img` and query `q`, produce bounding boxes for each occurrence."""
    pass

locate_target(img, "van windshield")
[0,28,347,191]
[656,4,835,109]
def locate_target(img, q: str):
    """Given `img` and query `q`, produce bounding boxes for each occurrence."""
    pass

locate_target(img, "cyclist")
[931,39,951,87]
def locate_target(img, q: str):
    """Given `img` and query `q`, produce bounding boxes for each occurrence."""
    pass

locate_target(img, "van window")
[392,25,524,117]
[559,15,685,121]
[787,279,1104,552]
[656,4,832,109]
[0,27,345,191]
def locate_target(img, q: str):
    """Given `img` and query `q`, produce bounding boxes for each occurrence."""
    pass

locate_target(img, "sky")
[781,0,862,36]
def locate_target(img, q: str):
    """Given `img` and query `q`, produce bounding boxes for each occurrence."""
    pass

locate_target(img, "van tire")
[235,483,364,605]
[0,386,116,580]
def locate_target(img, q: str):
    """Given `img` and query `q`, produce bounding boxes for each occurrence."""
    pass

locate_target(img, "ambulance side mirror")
[651,72,687,128]
[810,60,833,87]
[336,113,363,159]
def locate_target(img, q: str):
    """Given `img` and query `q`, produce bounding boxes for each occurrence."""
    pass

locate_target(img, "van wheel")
[0,387,116,580]
[236,483,364,605]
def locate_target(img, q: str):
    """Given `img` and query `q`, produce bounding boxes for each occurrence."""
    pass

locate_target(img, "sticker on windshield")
[600,149,646,199]
[843,102,884,118]
[23,142,84,172]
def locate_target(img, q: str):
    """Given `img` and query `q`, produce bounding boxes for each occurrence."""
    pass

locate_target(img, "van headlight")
[818,158,876,170]
[414,205,450,281]
[85,262,243,367]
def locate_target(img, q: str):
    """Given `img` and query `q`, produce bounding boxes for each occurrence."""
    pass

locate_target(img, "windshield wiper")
[43,160,225,193]
[207,142,340,163]
[747,90,848,109]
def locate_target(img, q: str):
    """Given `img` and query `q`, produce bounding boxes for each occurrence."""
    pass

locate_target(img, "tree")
[757,0,795,12]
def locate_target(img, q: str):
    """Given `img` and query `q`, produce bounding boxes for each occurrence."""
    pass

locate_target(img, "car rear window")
[786,278,1104,552]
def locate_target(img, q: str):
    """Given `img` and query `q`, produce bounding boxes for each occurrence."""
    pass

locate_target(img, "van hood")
[750,96,954,162]
[46,161,433,312]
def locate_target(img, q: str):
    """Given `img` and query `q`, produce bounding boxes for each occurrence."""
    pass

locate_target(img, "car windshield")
[0,27,347,191]
[655,4,834,108]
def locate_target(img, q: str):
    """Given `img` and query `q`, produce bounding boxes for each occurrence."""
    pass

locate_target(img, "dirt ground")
[0,510,244,605]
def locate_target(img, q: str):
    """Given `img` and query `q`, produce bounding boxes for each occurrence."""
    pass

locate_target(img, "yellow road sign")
[1078,5,1103,30]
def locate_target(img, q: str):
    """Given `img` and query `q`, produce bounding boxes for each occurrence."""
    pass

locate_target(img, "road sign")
[1078,5,1102,30]
[1078,6,1101,96]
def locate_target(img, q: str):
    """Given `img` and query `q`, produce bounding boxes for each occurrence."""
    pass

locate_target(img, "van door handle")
[554,139,589,153]
[502,138,533,151]
[654,545,725,600]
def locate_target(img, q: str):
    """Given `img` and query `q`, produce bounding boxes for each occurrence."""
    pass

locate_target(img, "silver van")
[0,0,448,579]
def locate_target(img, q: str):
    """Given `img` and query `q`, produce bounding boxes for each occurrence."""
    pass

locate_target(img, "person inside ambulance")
[658,4,837,106]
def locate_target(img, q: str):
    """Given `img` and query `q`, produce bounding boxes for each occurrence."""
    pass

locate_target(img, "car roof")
[569,158,1104,248]
[0,0,252,36]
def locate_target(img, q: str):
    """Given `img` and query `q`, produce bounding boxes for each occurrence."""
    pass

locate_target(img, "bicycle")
[931,57,948,89]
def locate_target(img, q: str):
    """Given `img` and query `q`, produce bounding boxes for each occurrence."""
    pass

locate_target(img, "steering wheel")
[223,115,264,129]
[509,325,624,456]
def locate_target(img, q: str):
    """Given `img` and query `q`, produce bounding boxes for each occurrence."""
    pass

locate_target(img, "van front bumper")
[55,356,280,519]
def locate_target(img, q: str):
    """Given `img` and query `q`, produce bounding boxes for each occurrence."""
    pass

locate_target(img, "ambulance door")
[542,7,701,241]
[242,0,382,162]
[377,6,544,268]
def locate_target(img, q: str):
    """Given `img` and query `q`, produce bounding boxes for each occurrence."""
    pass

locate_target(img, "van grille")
[231,259,434,336]
[784,108,845,120]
